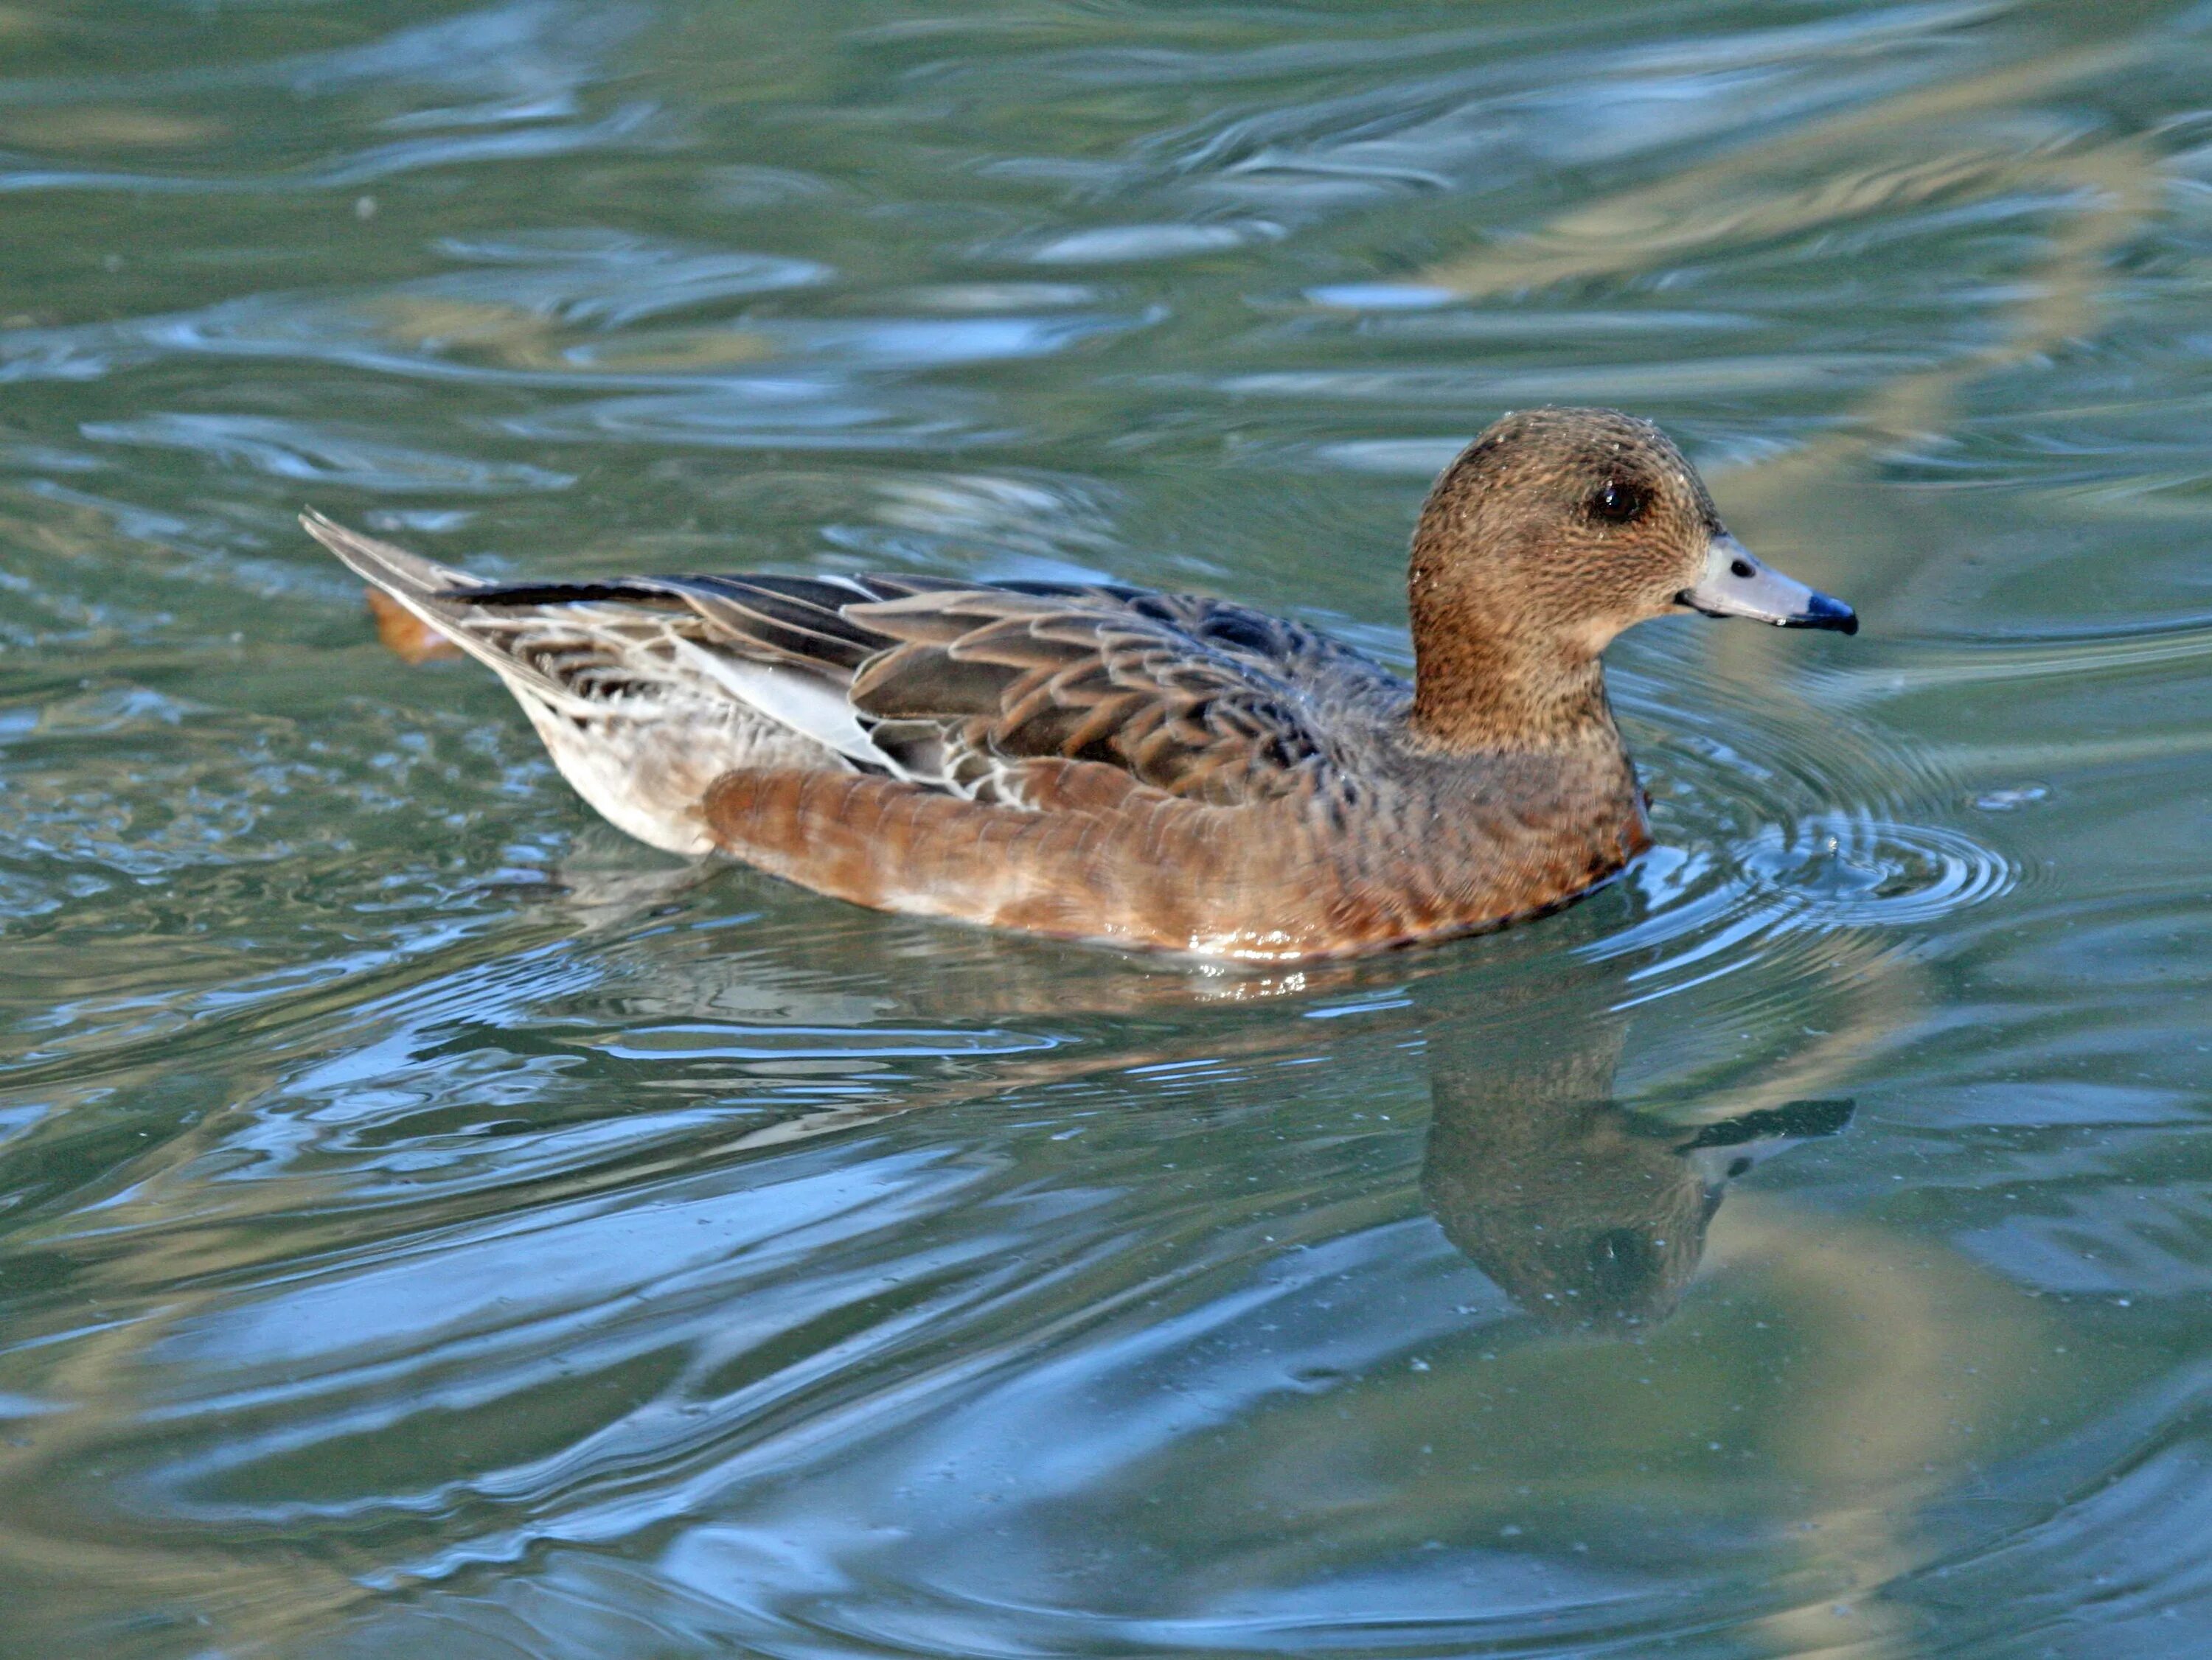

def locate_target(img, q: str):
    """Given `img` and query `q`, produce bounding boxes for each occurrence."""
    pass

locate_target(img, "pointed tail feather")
[302,509,487,665]
[301,510,585,705]
[301,509,482,601]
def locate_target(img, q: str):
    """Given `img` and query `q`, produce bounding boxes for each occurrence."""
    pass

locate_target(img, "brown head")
[1405,406,1853,748]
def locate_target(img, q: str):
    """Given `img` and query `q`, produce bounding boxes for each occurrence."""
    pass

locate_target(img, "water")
[1,1,2209,1653]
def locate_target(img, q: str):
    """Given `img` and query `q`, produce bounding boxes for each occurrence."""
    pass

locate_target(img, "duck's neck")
[1406,623,1621,755]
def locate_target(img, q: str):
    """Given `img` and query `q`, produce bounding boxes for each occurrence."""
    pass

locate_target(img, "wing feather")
[842,588,1386,807]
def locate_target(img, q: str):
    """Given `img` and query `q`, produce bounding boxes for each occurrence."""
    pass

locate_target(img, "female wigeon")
[305,406,1854,960]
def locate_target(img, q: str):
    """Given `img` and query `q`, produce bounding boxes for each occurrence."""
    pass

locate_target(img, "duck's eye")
[1587,477,1649,524]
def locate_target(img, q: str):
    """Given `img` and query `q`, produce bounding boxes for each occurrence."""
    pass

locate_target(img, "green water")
[1,1,2209,1653]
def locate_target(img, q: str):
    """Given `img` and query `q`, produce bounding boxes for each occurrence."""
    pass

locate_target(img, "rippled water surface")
[4,1,2212,1653]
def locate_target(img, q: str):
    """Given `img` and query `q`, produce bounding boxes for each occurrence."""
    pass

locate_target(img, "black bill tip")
[1787,591,1858,635]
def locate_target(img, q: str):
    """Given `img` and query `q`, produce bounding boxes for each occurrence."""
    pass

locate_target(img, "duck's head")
[1407,407,1854,744]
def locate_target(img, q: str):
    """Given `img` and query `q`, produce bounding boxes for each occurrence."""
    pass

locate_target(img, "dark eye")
[1587,477,1649,524]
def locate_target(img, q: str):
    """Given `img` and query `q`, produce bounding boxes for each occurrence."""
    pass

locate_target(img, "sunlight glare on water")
[2,1,2211,1655]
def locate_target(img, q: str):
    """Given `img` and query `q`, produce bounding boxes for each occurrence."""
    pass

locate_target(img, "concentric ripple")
[1579,645,2020,1021]
[1739,812,2017,927]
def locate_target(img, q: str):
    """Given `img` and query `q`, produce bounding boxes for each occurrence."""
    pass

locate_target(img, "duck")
[304,406,1855,961]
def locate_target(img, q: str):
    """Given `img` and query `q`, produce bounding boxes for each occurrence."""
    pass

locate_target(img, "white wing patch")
[672,638,905,776]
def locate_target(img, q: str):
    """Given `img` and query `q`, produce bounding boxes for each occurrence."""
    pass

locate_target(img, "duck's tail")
[298,510,832,856]
[302,503,478,614]
[304,508,532,674]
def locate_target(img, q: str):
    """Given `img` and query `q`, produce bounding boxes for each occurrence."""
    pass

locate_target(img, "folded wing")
[307,510,1403,831]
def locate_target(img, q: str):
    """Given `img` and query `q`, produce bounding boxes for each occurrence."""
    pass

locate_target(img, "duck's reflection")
[1425,1061,1851,1325]
[1413,958,1851,1325]
[541,854,1855,1328]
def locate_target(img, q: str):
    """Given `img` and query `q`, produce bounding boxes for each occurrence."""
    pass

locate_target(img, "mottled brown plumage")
[304,406,1855,960]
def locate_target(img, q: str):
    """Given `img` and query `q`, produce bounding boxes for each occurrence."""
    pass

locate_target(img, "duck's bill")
[1678,533,1857,635]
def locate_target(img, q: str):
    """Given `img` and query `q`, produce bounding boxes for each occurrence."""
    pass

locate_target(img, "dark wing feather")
[447,573,900,674]
[843,586,1383,807]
